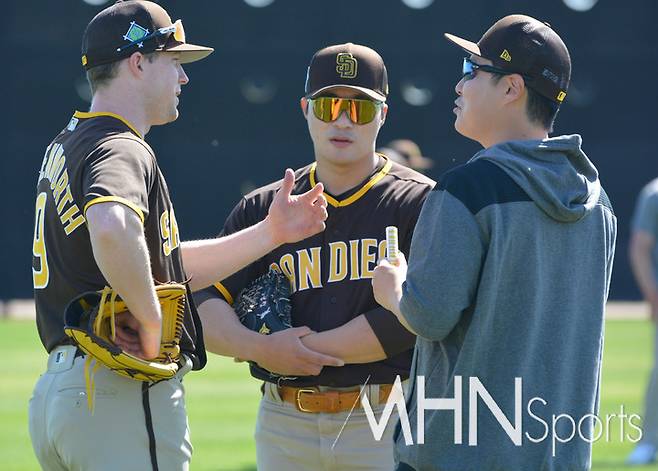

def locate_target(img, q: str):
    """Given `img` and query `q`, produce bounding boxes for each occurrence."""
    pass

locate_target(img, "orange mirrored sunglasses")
[309,97,382,125]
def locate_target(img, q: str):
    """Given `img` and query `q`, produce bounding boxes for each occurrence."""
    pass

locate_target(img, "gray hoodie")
[396,135,617,471]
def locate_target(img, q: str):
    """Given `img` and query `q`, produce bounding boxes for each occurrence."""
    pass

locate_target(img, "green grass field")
[1,319,657,471]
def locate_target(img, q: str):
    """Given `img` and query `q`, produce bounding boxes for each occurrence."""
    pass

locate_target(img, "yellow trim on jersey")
[213,282,234,305]
[309,157,392,208]
[73,111,143,139]
[84,196,145,225]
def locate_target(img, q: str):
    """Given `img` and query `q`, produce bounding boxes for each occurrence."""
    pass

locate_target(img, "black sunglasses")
[462,57,529,81]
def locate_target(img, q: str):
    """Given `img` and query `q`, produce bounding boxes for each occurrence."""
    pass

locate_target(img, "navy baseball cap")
[82,0,213,70]
[445,15,571,104]
[305,43,389,102]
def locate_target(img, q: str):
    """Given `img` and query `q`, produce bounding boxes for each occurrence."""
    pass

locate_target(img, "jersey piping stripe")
[309,157,393,208]
[73,111,143,139]
[213,282,234,305]
[84,196,145,225]
[141,382,160,471]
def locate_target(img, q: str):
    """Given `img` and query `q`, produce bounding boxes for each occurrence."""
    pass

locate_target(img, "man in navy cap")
[374,15,616,470]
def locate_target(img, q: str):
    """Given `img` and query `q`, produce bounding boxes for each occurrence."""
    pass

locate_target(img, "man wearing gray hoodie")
[372,15,616,471]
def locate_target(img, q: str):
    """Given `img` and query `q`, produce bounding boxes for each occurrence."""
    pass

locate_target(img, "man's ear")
[300,97,309,116]
[127,52,146,77]
[503,74,526,104]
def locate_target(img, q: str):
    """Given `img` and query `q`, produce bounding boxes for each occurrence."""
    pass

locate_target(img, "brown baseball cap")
[445,14,571,104]
[81,0,213,70]
[304,43,389,102]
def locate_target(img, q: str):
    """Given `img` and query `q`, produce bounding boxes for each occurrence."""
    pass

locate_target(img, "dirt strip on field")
[0,300,651,321]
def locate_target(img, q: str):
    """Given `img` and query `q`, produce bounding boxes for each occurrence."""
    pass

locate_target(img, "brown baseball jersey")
[195,155,435,387]
[31,111,206,369]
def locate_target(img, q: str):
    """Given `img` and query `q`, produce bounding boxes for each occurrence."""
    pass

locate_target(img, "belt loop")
[267,382,283,403]
[174,355,193,380]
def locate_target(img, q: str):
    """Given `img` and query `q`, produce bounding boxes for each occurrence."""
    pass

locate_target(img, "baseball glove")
[64,284,186,385]
[234,268,296,381]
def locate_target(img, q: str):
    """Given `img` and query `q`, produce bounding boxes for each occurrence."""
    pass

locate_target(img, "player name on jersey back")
[36,142,86,236]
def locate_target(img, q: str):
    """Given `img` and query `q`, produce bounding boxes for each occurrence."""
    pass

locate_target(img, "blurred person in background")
[377,139,434,175]
[627,178,658,465]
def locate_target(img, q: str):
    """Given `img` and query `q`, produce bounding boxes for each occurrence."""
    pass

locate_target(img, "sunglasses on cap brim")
[309,97,382,125]
[116,19,186,54]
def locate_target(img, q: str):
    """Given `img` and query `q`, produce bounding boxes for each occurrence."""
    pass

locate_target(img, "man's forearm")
[86,203,161,358]
[197,296,344,375]
[301,315,387,364]
[632,257,658,301]
[630,232,658,302]
[182,219,276,292]
[196,297,266,359]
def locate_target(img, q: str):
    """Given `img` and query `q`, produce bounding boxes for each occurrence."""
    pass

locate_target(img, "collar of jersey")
[309,155,392,208]
[73,111,143,139]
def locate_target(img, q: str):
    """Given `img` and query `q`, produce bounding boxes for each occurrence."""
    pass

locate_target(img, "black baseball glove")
[234,268,296,381]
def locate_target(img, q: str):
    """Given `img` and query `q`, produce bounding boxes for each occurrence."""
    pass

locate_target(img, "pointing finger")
[279,168,295,199]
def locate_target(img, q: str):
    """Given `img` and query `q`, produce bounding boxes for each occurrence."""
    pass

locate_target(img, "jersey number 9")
[32,192,50,289]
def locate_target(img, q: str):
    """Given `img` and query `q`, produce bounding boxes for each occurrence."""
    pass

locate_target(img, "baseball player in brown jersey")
[28,2,328,470]
[195,43,435,471]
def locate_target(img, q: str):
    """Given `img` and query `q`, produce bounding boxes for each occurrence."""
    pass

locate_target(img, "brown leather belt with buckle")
[279,384,393,413]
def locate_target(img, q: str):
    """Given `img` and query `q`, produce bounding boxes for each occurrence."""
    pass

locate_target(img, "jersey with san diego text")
[32,111,206,369]
[197,156,434,387]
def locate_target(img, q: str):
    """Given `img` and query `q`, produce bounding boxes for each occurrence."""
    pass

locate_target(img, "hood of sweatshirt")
[472,134,600,222]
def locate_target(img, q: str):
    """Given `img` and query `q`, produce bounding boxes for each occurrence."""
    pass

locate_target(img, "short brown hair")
[86,61,121,95]
[85,52,158,95]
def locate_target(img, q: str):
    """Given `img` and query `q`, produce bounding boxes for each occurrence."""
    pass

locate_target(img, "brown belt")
[279,384,393,413]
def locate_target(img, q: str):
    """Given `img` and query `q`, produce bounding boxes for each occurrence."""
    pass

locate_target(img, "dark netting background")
[4,0,656,299]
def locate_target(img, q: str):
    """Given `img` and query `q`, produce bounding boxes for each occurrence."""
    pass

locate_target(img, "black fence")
[4,0,656,300]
